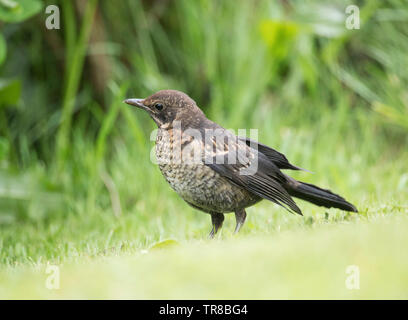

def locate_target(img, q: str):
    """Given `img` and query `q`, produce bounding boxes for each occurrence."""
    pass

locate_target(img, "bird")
[124,90,357,238]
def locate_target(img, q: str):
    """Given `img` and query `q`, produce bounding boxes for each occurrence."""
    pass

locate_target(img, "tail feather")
[286,180,358,212]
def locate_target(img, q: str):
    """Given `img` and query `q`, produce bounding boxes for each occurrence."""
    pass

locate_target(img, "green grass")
[1,0,408,299]
[1,212,408,299]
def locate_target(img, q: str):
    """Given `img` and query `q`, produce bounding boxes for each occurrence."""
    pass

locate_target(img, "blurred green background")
[0,0,407,299]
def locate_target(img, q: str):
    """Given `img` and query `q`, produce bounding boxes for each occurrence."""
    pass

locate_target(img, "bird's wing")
[199,129,302,215]
[239,137,309,171]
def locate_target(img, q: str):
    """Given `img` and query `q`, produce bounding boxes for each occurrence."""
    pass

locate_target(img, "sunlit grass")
[1,212,408,299]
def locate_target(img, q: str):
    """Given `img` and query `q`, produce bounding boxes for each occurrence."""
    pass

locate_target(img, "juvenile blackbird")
[124,90,357,238]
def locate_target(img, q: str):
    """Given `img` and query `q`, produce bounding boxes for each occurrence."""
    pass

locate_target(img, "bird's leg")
[208,213,224,239]
[234,209,247,234]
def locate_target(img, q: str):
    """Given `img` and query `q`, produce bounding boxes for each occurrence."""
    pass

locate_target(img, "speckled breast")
[155,128,260,213]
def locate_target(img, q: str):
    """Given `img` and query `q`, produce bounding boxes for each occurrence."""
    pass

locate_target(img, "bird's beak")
[123,98,148,110]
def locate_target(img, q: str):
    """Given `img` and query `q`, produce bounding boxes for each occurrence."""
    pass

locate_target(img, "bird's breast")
[154,128,260,213]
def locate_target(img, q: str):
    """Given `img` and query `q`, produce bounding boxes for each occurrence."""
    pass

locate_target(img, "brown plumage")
[124,90,357,238]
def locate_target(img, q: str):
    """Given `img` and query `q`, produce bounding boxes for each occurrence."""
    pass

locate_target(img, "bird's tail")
[285,179,357,212]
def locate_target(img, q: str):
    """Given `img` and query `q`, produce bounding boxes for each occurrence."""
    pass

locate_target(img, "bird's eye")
[154,103,163,111]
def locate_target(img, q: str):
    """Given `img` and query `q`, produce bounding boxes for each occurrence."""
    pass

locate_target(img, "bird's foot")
[234,209,247,234]
[208,212,224,239]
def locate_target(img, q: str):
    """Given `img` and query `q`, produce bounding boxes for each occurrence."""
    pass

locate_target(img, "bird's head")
[124,90,205,129]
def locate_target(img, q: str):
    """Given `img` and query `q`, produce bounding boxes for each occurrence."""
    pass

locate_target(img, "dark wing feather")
[239,137,308,171]
[203,132,302,215]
